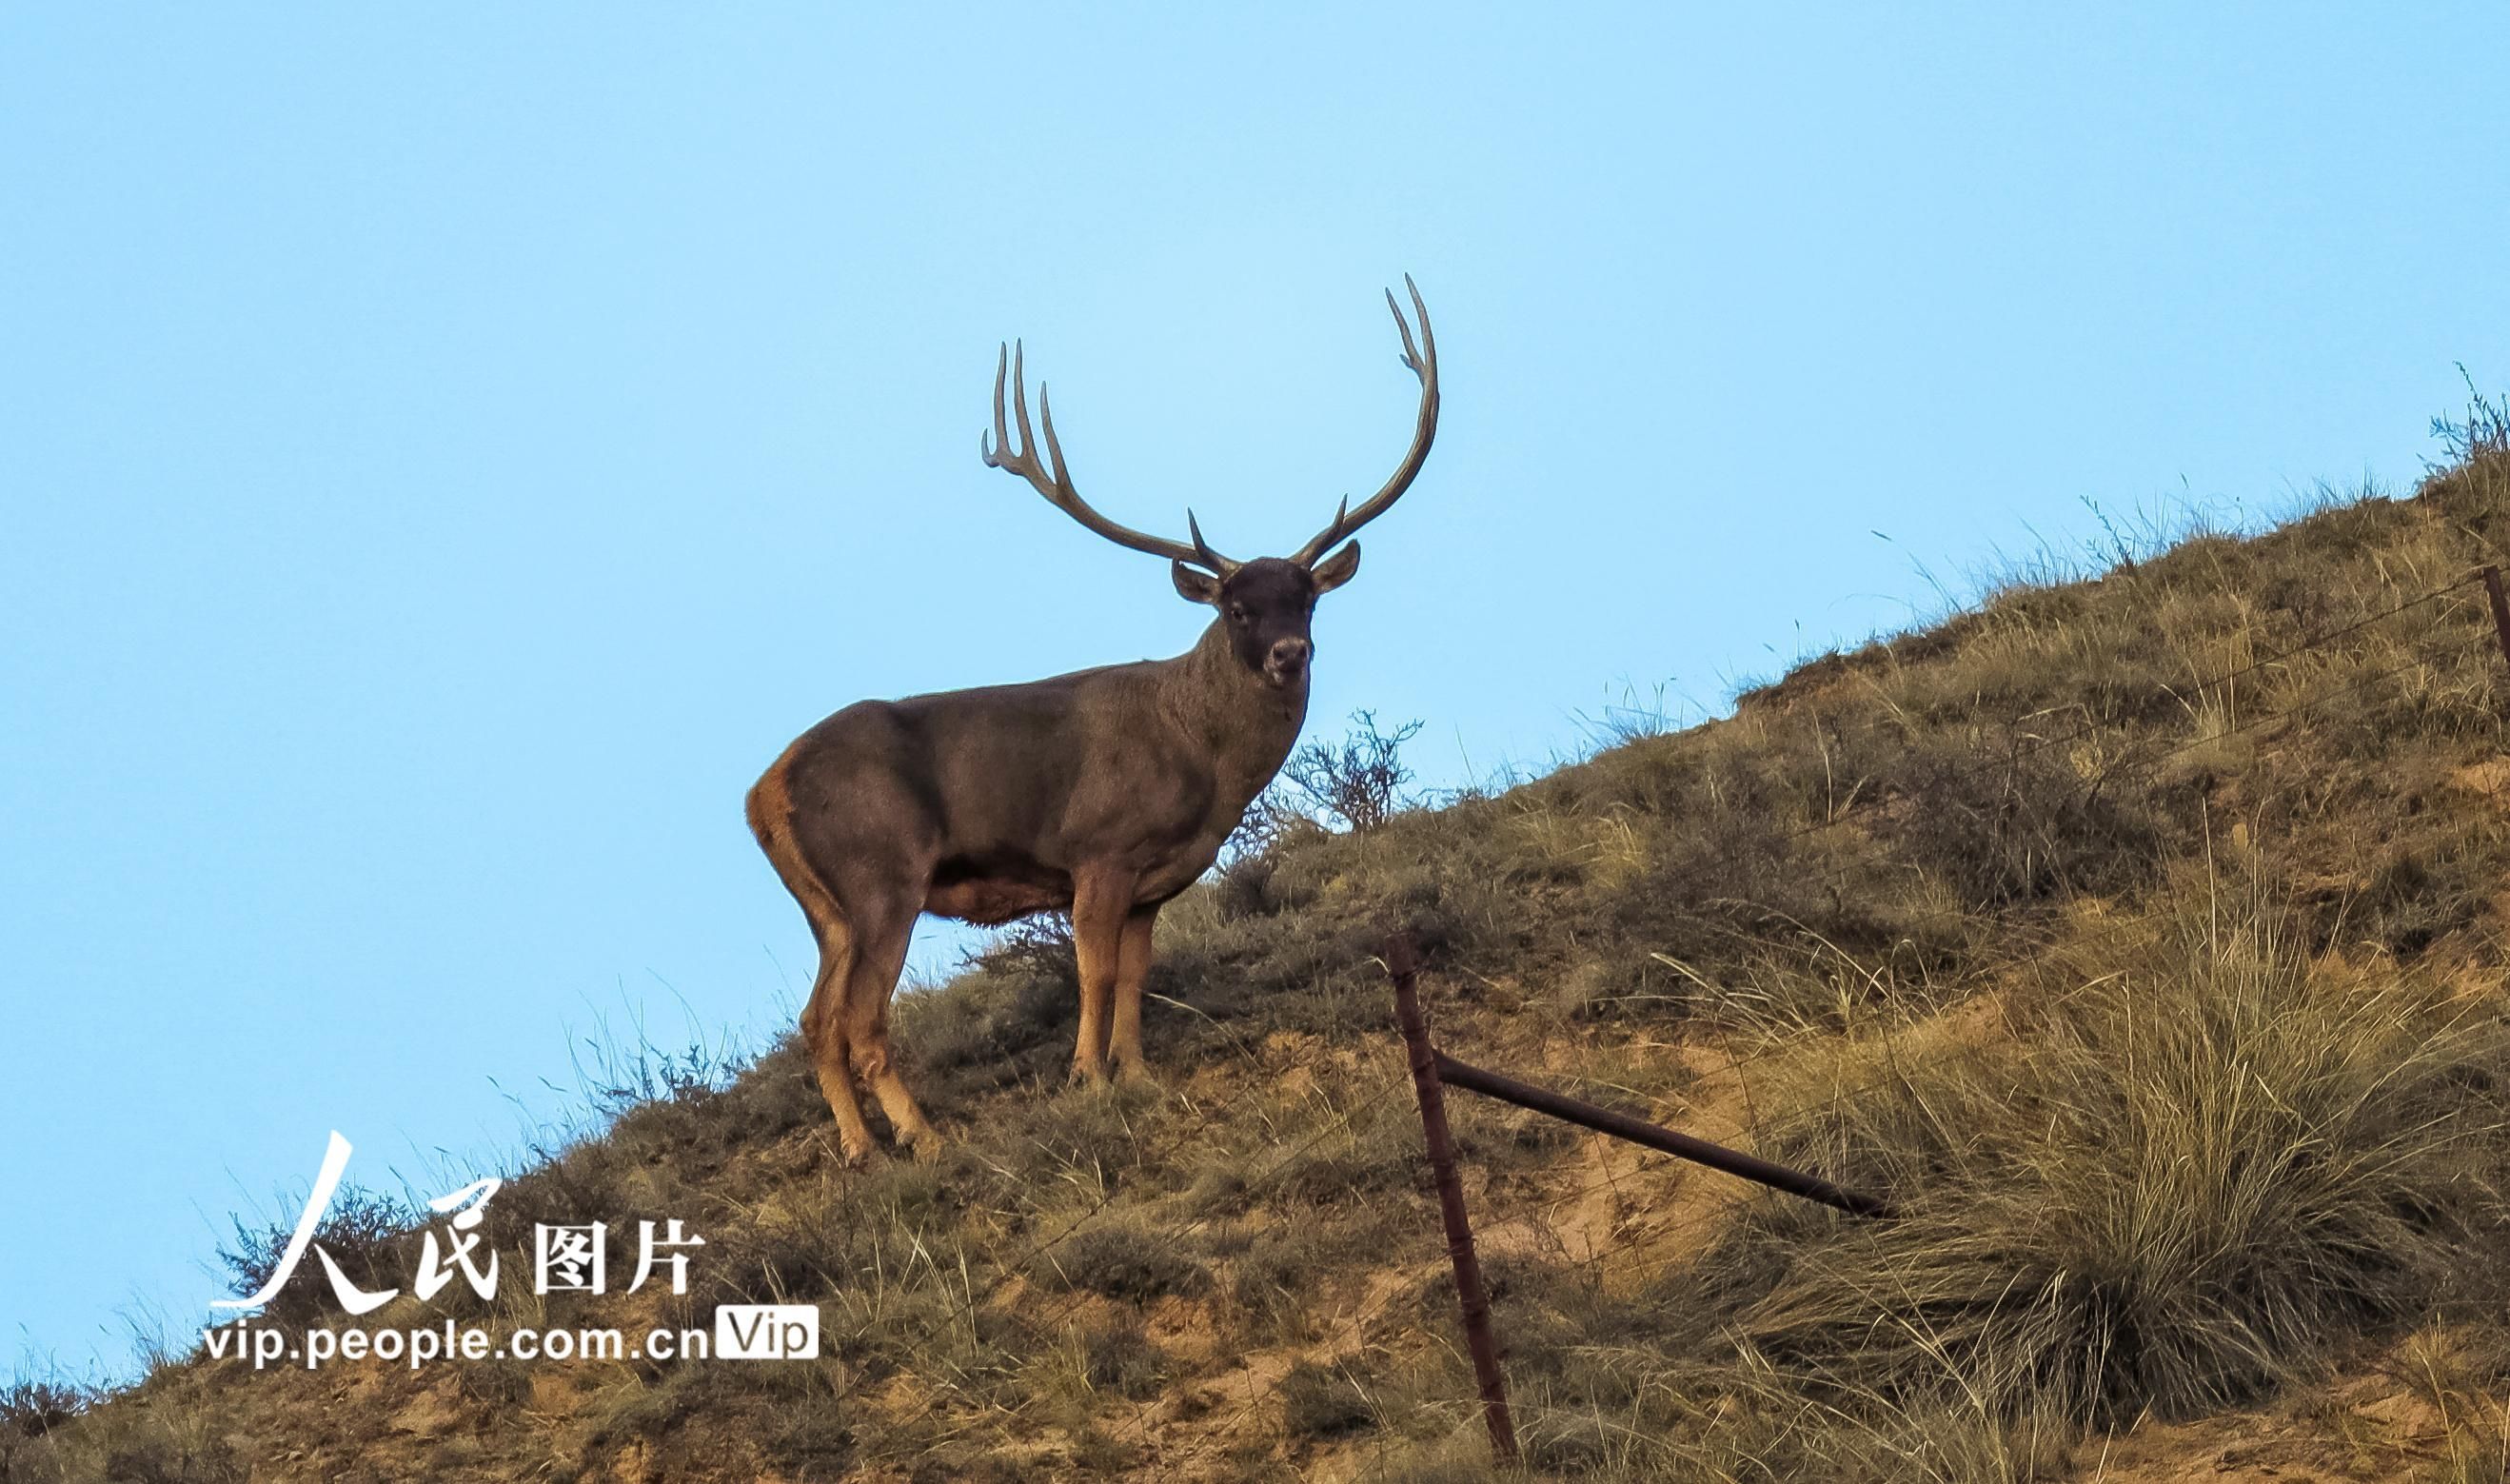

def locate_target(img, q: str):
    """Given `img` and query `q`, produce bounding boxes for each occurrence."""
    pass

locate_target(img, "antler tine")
[979,339,1235,573]
[1009,340,1036,470]
[1292,274,1439,568]
[983,341,1015,465]
[1187,510,1233,572]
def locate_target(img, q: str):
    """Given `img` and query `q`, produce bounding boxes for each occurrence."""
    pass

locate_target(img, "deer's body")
[754,623,1307,927]
[750,282,1436,1160]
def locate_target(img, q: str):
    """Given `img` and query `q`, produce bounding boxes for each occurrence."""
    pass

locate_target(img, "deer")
[744,278,1440,1161]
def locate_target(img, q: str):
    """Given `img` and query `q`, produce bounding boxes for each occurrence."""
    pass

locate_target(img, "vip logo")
[714,1304,819,1360]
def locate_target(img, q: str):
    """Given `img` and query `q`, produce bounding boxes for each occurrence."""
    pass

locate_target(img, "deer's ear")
[1310,541,1362,594]
[1173,562,1223,605]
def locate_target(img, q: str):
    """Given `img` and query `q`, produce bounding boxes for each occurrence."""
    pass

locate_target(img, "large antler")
[980,341,1238,575]
[1290,276,1438,568]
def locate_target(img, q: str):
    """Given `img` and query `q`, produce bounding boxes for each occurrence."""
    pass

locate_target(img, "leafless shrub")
[967,912,1076,985]
[1279,709,1424,832]
[0,1376,85,1440]
[1215,709,1424,914]
[217,1185,418,1329]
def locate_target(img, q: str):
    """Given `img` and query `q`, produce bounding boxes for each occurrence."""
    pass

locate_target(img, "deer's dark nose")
[1269,638,1312,671]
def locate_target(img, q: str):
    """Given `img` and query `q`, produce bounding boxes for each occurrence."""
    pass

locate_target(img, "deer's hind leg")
[749,753,883,1162]
[799,916,880,1163]
[835,887,940,1158]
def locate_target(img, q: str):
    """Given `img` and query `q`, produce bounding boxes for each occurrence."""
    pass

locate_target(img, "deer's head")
[979,278,1438,692]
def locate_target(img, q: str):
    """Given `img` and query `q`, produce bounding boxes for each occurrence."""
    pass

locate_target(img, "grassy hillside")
[11,425,2510,1483]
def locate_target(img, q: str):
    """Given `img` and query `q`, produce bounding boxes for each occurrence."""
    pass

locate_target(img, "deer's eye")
[1227,604,1249,623]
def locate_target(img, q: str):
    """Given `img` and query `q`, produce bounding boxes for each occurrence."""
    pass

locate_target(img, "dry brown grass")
[12,446,2510,1483]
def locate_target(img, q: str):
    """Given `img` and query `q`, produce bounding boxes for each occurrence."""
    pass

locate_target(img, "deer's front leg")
[1110,906,1159,1084]
[1067,867,1133,1086]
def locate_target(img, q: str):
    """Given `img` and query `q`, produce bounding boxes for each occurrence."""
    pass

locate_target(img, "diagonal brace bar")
[1433,1053,1895,1219]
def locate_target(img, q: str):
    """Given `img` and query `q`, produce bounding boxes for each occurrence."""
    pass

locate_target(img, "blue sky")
[6,5,2506,1376]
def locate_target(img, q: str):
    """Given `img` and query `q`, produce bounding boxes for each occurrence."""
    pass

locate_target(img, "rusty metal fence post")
[2481,565,2510,671]
[1384,931,1519,1466]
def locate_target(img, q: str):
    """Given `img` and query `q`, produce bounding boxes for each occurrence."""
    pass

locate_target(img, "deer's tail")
[746,743,849,946]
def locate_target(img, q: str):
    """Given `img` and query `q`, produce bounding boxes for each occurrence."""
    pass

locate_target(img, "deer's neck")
[1164,621,1309,807]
